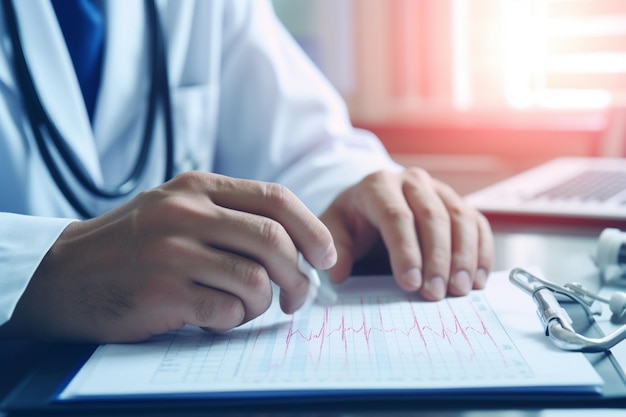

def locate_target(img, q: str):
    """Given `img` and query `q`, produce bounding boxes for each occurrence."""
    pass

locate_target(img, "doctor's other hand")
[0,172,336,343]
[320,168,494,301]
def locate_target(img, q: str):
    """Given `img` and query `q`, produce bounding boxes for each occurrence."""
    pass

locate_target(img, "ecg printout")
[153,293,528,385]
[59,270,602,399]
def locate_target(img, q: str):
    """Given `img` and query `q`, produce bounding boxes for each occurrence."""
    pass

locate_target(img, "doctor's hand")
[2,172,336,343]
[320,168,494,300]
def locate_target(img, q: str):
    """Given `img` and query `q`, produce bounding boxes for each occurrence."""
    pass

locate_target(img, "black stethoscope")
[2,0,175,219]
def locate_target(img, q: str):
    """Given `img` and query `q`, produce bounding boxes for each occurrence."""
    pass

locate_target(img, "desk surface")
[1,221,624,417]
[492,222,602,287]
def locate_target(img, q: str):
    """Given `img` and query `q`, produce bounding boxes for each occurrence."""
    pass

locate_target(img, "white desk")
[492,223,602,288]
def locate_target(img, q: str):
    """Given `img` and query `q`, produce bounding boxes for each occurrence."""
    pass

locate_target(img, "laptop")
[465,157,626,225]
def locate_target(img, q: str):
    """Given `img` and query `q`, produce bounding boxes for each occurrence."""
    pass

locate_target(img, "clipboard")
[3,272,626,415]
[2,343,626,415]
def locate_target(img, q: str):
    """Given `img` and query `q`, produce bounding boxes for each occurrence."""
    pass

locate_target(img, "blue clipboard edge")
[2,342,625,415]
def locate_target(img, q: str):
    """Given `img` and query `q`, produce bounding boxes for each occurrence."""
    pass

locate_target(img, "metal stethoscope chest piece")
[509,267,626,352]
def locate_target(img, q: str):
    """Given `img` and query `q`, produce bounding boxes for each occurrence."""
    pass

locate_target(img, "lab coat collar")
[93,0,149,157]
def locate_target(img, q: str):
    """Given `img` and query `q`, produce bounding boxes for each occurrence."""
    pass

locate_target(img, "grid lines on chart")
[150,292,532,385]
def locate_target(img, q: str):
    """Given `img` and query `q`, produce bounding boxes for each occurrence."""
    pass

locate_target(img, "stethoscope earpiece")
[609,291,626,319]
[596,228,626,282]
[596,228,626,319]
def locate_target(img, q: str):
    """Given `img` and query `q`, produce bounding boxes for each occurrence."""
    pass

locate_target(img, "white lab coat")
[0,0,399,326]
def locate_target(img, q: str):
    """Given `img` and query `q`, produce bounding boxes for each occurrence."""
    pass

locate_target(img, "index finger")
[355,172,424,293]
[203,174,337,270]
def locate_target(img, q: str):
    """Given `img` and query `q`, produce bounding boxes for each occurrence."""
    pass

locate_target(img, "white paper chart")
[151,293,530,386]
[59,271,602,399]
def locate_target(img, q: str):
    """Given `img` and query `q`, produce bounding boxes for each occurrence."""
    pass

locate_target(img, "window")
[344,0,626,120]
[274,0,626,158]
[492,0,626,110]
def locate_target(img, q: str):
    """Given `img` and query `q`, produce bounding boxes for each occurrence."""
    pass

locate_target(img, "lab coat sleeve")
[215,0,402,216]
[0,214,74,326]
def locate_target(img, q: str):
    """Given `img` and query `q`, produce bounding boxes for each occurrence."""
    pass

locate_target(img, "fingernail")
[474,268,488,289]
[322,245,337,269]
[451,270,472,294]
[403,268,422,290]
[423,276,446,300]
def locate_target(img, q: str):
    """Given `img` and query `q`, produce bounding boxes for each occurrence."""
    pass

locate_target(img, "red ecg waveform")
[246,294,521,380]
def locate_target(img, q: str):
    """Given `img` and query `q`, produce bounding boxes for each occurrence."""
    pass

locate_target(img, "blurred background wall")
[273,0,626,193]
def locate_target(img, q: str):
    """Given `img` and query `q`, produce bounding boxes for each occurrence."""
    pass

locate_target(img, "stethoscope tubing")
[2,0,175,218]
[510,267,626,352]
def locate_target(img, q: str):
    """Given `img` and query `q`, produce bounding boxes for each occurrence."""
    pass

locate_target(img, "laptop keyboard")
[528,170,626,203]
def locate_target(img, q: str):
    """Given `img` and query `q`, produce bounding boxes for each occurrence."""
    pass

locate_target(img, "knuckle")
[240,265,273,312]
[170,170,206,189]
[401,169,436,199]
[404,166,430,182]
[156,196,190,218]
[258,218,288,247]
[195,296,244,330]
[239,261,269,292]
[262,182,293,210]
[446,200,471,223]
[381,204,414,223]
[150,194,219,230]
[131,190,168,231]
[135,187,167,206]
[132,193,204,234]
[362,169,391,185]
[417,203,450,225]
